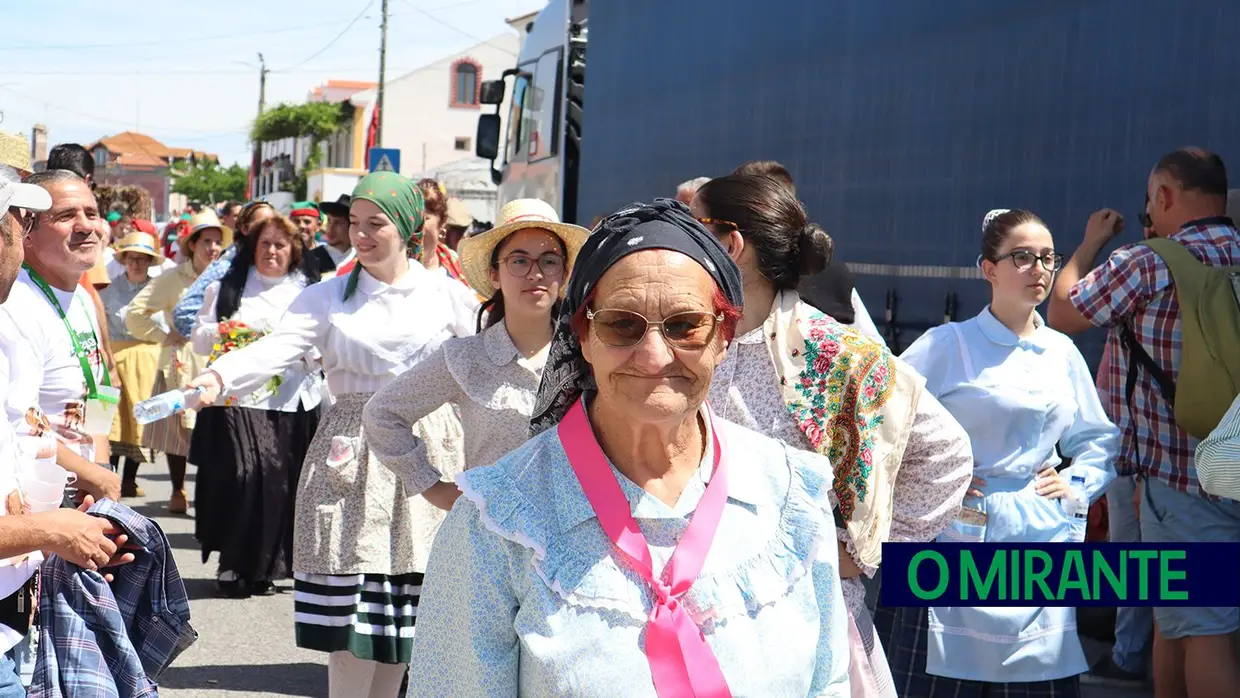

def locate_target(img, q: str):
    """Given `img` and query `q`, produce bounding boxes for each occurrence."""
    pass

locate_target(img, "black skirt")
[190,403,321,582]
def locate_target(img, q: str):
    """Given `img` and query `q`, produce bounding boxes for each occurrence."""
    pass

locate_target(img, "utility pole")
[257,52,268,115]
[377,0,388,147]
[251,53,268,200]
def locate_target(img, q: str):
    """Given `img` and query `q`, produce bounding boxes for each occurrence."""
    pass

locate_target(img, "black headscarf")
[528,198,744,437]
[215,234,320,321]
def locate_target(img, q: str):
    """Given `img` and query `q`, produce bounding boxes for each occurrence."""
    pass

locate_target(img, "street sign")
[368,148,401,173]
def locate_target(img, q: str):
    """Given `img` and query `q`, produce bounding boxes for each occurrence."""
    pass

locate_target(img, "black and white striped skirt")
[293,572,423,664]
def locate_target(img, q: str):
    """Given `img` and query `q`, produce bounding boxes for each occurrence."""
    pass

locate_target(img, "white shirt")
[208,262,480,400]
[849,289,885,347]
[192,269,324,412]
[0,269,109,462]
[0,350,43,653]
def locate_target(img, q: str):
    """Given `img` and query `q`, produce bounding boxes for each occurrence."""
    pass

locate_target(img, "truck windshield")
[506,67,533,164]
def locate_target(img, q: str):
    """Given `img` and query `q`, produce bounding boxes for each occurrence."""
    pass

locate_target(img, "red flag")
[365,104,380,161]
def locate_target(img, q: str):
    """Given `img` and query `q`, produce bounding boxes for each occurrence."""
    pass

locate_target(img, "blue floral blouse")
[408,414,852,697]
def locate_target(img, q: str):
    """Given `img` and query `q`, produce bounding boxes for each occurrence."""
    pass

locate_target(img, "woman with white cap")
[125,210,231,513]
[364,199,588,511]
[98,228,164,496]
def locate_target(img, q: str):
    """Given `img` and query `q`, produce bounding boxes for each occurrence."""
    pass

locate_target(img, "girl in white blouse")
[892,209,1118,697]
[188,215,325,599]
[187,172,479,698]
[364,199,588,511]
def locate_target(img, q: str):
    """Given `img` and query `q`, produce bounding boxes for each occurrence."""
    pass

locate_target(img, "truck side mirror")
[479,80,506,105]
[476,114,501,162]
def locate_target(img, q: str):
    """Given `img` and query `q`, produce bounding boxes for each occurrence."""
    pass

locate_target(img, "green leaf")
[171,160,249,204]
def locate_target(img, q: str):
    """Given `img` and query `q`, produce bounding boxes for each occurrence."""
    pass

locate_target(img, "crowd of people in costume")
[1,135,1239,698]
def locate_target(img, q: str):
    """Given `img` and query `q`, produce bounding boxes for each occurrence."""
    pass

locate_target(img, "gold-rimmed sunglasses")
[586,308,724,349]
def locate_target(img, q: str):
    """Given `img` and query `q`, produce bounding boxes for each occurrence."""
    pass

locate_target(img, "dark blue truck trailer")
[477,0,1240,366]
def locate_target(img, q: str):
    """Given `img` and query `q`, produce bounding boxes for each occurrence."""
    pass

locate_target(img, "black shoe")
[215,578,250,599]
[248,580,277,596]
[1081,655,1146,687]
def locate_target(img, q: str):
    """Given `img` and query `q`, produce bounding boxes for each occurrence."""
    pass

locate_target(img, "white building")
[357,32,520,177]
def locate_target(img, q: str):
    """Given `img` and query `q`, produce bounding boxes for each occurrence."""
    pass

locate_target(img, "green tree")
[172,161,249,203]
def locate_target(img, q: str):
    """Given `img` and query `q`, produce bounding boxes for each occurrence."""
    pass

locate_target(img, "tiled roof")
[87,131,217,170]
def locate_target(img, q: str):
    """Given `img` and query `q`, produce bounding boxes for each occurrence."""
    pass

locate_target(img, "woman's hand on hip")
[967,475,986,499]
[1034,467,1070,499]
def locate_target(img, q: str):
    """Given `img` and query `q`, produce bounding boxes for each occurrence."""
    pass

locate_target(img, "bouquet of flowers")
[208,320,282,405]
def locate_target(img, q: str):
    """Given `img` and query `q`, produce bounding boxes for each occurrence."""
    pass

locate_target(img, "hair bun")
[982,208,1011,233]
[795,223,834,277]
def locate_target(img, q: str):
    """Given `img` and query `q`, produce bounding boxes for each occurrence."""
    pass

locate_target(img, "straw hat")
[182,209,234,249]
[459,199,589,298]
[0,132,32,176]
[113,231,164,265]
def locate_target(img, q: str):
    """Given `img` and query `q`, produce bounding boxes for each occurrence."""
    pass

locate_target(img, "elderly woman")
[409,199,852,697]
[98,229,164,497]
[691,174,974,696]
[126,210,230,513]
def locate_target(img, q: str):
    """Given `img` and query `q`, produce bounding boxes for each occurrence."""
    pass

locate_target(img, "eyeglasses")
[696,217,739,234]
[586,308,724,349]
[500,253,565,278]
[1138,212,1153,229]
[992,250,1064,272]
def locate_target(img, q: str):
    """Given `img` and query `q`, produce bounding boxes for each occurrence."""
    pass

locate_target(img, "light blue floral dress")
[409,411,852,697]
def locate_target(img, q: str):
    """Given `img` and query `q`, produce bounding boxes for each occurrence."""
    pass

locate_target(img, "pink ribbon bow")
[558,399,732,697]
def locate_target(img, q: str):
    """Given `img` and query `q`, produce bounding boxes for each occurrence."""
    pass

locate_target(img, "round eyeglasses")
[992,250,1064,272]
[499,253,565,278]
[586,308,723,349]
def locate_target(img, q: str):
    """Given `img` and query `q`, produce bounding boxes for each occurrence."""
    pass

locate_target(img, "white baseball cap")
[0,164,52,214]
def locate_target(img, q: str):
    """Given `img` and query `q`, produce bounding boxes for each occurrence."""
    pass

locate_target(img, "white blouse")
[191,269,323,412]
[363,321,546,496]
[207,263,480,400]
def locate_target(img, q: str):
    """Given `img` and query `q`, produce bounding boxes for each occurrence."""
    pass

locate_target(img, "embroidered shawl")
[764,290,923,568]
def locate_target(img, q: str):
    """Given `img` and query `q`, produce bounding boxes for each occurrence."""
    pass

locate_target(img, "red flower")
[823,339,842,358]
[803,421,824,446]
[809,327,826,341]
[812,354,833,375]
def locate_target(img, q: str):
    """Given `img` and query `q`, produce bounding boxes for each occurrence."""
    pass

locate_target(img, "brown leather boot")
[169,489,189,514]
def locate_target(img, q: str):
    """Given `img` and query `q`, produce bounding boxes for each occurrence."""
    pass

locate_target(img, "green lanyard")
[23,264,111,399]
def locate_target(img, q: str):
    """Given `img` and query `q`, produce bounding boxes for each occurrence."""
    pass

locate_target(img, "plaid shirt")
[1070,218,1240,497]
[31,500,197,698]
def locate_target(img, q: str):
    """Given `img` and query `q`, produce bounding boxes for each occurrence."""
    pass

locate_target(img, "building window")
[451,59,481,108]
[93,147,108,169]
[454,137,471,152]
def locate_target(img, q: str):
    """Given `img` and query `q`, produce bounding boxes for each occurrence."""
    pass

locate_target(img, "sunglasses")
[586,308,723,349]
[696,217,739,234]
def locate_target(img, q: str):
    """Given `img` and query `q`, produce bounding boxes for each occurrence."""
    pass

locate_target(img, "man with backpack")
[1049,147,1240,698]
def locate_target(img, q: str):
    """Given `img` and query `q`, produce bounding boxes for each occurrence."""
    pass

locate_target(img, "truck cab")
[475,0,587,224]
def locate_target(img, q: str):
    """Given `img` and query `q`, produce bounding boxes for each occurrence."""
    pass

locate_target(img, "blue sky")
[1,0,539,165]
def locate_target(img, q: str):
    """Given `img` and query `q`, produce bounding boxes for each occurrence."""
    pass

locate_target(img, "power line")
[0,86,249,135]
[395,0,517,56]
[275,0,377,73]
[0,16,374,52]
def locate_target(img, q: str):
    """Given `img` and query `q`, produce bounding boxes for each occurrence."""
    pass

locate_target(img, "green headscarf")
[342,171,425,300]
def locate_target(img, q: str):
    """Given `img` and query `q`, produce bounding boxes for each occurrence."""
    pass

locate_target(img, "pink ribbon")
[558,399,732,697]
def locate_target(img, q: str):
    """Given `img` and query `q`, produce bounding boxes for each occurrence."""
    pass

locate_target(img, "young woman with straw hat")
[364,198,588,511]
[97,229,165,496]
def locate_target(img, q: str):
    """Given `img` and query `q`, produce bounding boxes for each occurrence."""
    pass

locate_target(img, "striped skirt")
[140,373,193,458]
[293,572,423,664]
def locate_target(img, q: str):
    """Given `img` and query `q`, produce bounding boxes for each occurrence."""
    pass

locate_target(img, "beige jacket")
[124,262,210,428]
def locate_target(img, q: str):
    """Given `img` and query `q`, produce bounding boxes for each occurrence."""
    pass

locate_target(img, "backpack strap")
[1144,236,1208,306]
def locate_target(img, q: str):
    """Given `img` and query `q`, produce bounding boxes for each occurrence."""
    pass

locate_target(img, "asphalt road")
[127,460,1149,698]
[128,463,328,698]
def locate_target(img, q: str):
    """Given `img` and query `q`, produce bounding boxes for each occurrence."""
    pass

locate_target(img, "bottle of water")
[133,387,203,425]
[1062,474,1090,519]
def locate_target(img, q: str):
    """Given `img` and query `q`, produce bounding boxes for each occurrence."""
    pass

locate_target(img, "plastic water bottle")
[133,386,203,425]
[1061,474,1090,519]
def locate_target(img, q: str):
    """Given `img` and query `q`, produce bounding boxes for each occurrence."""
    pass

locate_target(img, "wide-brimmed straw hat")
[459,199,589,298]
[182,209,234,249]
[113,231,164,265]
